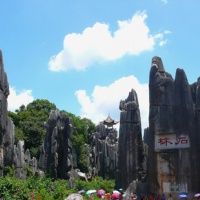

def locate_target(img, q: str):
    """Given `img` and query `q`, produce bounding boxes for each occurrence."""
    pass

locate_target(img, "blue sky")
[1,0,200,132]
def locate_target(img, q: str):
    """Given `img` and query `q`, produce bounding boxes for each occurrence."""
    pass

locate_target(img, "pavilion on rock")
[101,115,118,129]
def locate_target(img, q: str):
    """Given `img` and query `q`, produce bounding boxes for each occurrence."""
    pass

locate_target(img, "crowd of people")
[139,193,173,200]
[86,192,200,200]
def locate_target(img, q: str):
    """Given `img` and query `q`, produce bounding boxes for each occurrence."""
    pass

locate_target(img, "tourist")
[157,194,161,200]
[149,194,154,200]
[167,194,173,200]
[89,193,94,200]
[144,194,148,200]
[161,194,165,200]
[119,191,124,200]
[134,193,138,200]
[105,193,111,200]
[140,194,144,200]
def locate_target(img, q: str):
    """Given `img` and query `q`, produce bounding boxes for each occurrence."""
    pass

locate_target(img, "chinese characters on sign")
[163,182,180,193]
[155,134,190,150]
[163,182,187,193]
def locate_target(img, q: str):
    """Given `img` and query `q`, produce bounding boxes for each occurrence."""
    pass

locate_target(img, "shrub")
[0,176,115,199]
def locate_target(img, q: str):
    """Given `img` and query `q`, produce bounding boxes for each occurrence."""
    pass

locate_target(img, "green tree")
[26,99,56,115]
[61,111,97,171]
[8,99,56,158]
[8,100,97,170]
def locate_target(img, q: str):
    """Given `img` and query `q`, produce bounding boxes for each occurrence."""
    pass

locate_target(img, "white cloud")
[75,75,149,133]
[159,40,167,46]
[161,0,168,4]
[49,11,169,72]
[155,31,171,46]
[7,87,34,112]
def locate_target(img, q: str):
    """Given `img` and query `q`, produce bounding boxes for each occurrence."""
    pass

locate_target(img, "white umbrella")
[86,190,97,196]
[65,193,83,200]
[113,190,120,194]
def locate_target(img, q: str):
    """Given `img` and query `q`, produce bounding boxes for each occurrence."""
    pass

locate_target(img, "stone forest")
[0,50,200,199]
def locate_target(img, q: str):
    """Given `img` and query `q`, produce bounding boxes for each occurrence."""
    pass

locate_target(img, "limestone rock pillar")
[118,89,144,189]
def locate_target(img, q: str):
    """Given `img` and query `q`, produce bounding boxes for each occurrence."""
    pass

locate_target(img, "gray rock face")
[148,56,200,195]
[0,51,9,98]
[13,141,27,179]
[12,140,38,179]
[39,110,74,179]
[118,89,144,189]
[0,50,41,179]
[0,50,10,175]
[4,117,15,166]
[90,122,118,180]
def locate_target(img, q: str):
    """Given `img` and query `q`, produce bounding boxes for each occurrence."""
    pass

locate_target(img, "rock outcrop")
[13,141,39,179]
[118,89,144,189]
[0,50,40,179]
[90,121,118,180]
[39,110,74,179]
[148,56,200,196]
[0,50,10,175]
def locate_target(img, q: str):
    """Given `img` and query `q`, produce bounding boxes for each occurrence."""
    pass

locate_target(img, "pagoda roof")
[102,115,118,126]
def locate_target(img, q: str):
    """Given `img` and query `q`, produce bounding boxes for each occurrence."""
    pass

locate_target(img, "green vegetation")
[8,99,56,158]
[65,111,96,172]
[0,176,115,200]
[5,99,116,199]
[74,176,115,193]
[8,99,96,172]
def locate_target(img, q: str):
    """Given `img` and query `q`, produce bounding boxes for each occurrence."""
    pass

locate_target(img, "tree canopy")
[8,99,57,157]
[8,99,96,171]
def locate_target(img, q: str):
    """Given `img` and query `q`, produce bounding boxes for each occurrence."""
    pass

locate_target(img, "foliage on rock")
[60,111,96,172]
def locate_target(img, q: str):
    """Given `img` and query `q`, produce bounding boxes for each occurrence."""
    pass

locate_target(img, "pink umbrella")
[195,194,200,198]
[111,192,119,199]
[97,189,105,198]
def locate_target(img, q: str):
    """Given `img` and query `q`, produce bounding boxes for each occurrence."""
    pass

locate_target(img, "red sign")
[155,134,190,150]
